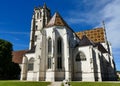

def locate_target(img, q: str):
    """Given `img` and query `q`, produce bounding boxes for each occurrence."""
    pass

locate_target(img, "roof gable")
[46,12,69,27]
[79,35,95,46]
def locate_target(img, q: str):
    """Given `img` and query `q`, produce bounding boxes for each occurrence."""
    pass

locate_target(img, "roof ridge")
[76,27,104,33]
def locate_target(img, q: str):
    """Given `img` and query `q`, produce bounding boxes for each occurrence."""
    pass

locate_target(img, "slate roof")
[76,28,106,43]
[79,35,95,46]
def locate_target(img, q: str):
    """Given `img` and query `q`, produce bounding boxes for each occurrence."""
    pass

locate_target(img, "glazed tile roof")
[12,50,28,64]
[46,12,69,27]
[76,28,106,43]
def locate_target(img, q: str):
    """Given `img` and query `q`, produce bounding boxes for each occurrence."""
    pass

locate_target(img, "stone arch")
[75,51,86,61]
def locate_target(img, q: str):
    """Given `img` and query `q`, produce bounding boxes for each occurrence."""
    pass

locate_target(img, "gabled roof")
[46,12,69,27]
[12,50,28,64]
[79,35,95,46]
[76,28,106,43]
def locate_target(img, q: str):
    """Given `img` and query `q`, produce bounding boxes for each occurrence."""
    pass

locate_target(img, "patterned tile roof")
[76,28,106,43]
[46,12,69,27]
[12,50,28,64]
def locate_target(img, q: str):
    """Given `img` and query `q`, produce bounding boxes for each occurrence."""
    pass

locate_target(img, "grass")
[70,82,120,86]
[0,81,51,86]
[0,81,120,86]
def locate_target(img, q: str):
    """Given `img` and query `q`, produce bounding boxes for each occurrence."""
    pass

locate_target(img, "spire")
[43,3,47,9]
[102,20,106,29]
[102,21,108,42]
[46,12,69,27]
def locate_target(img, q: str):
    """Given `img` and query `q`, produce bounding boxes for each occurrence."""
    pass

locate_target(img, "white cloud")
[102,0,120,48]
[66,0,111,25]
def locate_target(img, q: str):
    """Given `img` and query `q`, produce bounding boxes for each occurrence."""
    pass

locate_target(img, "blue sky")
[0,0,120,71]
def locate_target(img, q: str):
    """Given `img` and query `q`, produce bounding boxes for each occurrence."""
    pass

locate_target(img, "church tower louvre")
[29,3,51,50]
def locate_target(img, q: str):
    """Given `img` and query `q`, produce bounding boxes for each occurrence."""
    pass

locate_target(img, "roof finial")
[102,20,106,29]
[43,2,47,8]
[102,20,108,42]
[83,32,86,36]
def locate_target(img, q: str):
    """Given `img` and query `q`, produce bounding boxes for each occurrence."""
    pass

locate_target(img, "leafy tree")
[0,39,20,80]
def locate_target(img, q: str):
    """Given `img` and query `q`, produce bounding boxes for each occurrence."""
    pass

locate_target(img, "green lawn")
[0,81,51,86]
[0,81,120,86]
[70,82,120,86]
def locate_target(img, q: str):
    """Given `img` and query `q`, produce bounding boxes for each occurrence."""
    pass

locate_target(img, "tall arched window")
[28,58,34,71]
[57,38,62,54]
[48,38,52,55]
[48,57,52,69]
[57,37,62,69]
[48,38,52,69]
[76,51,86,61]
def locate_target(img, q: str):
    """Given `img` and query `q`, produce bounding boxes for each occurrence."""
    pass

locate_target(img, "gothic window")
[57,56,62,69]
[76,51,86,61]
[28,58,34,71]
[48,38,52,55]
[48,57,52,69]
[57,37,62,69]
[57,38,62,54]
[47,38,52,69]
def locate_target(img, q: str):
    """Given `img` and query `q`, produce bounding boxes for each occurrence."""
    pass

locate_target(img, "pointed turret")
[46,12,69,27]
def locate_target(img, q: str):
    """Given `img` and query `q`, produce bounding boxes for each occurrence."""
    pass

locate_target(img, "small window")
[76,51,86,61]
[40,11,42,18]
[37,13,39,19]
[35,25,38,30]
[28,58,34,71]
[34,35,37,41]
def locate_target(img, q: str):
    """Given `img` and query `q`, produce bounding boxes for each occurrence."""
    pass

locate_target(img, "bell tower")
[29,3,51,50]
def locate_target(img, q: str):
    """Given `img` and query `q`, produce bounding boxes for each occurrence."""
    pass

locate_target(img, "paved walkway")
[48,82,62,86]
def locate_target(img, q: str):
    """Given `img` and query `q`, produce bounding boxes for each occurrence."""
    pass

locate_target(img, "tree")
[0,39,20,80]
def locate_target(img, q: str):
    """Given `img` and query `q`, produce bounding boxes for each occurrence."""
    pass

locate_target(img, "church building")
[20,4,117,81]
